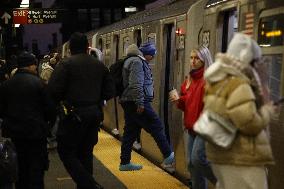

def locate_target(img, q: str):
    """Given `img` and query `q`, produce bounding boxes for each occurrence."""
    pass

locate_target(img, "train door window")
[113,35,119,61]
[105,43,111,67]
[258,14,284,47]
[148,33,156,44]
[258,55,282,101]
[134,30,142,47]
[163,24,175,143]
[217,9,238,52]
[123,36,130,56]
[98,38,103,51]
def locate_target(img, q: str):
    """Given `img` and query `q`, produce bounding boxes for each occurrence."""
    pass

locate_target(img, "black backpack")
[109,55,138,97]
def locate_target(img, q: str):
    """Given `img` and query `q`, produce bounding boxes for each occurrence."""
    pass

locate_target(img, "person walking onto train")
[48,32,115,189]
[202,33,275,189]
[0,51,56,189]
[40,52,60,84]
[119,43,174,171]
[169,46,217,189]
[39,52,61,150]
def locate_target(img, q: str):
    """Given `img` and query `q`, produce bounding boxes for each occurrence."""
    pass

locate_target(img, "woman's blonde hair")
[192,46,213,68]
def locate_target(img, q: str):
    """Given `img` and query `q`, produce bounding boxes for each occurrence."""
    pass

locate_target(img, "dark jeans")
[120,101,172,165]
[57,116,100,189]
[12,138,48,189]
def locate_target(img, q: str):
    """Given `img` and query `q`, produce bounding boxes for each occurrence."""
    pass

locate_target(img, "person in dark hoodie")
[0,51,56,189]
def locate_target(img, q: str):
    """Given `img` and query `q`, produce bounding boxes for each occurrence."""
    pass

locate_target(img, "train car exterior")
[59,0,284,186]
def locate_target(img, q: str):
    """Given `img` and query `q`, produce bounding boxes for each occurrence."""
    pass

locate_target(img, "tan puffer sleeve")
[40,67,54,83]
[226,83,270,135]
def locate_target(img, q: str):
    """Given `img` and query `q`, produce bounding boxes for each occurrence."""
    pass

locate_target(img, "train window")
[259,54,282,101]
[217,9,238,52]
[105,43,111,67]
[113,35,119,61]
[148,33,156,44]
[123,36,130,56]
[98,38,103,51]
[134,30,142,47]
[258,14,284,47]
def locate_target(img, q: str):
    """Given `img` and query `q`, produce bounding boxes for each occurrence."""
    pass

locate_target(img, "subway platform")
[45,130,188,189]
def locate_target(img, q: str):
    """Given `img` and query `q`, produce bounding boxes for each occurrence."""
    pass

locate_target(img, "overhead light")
[20,0,29,8]
[259,44,271,47]
[125,6,137,13]
[266,30,282,37]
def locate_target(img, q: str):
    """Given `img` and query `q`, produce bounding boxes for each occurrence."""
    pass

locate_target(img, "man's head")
[69,32,89,55]
[17,51,38,74]
[139,42,157,61]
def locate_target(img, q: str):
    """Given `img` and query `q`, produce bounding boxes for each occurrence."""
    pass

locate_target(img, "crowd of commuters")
[0,32,277,189]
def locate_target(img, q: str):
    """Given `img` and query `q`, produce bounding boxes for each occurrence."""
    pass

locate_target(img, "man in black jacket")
[0,51,56,189]
[48,32,114,189]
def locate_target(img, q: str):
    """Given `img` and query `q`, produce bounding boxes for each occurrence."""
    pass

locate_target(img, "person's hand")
[137,106,144,114]
[262,101,279,117]
[169,89,179,102]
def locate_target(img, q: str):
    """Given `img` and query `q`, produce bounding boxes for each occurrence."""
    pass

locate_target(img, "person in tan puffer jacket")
[203,33,275,189]
[40,53,60,83]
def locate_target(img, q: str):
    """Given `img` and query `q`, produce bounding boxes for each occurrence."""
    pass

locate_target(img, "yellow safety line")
[93,130,188,189]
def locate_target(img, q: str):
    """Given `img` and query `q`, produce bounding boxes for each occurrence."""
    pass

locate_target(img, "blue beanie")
[139,42,157,56]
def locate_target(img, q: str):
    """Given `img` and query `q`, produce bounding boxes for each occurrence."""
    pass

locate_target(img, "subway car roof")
[97,0,199,35]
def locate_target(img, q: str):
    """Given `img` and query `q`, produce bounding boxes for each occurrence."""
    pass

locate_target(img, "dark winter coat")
[0,69,56,139]
[47,53,115,125]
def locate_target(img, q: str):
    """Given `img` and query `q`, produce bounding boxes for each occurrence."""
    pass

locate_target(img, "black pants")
[12,138,48,189]
[57,116,99,189]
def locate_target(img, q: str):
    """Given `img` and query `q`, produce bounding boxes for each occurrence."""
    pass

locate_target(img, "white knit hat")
[197,45,213,68]
[227,33,262,67]
[126,44,143,56]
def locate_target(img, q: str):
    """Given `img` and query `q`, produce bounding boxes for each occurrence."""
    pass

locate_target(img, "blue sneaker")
[161,152,175,173]
[119,163,143,171]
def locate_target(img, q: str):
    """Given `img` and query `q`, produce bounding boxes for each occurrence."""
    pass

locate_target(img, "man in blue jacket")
[119,42,174,171]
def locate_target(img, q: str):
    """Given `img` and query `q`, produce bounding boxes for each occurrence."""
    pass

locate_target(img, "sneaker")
[112,128,119,135]
[161,152,175,173]
[95,181,104,189]
[119,163,143,171]
[132,141,141,150]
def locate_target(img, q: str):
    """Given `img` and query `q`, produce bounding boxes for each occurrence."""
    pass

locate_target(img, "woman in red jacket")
[170,46,216,189]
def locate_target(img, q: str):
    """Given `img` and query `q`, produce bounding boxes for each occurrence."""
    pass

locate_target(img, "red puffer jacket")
[177,67,205,131]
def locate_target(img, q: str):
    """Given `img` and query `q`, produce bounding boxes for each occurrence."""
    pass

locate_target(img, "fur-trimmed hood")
[204,53,249,83]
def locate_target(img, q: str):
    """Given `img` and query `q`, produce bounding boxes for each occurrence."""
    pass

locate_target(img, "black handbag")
[0,139,18,184]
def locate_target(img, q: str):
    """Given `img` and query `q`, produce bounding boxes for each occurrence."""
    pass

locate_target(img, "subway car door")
[162,23,175,143]
[112,34,121,136]
[216,8,238,52]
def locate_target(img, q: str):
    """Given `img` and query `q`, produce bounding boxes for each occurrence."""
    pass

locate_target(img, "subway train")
[62,0,284,187]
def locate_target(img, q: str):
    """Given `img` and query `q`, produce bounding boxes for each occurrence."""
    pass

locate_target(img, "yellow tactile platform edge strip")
[93,130,188,189]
